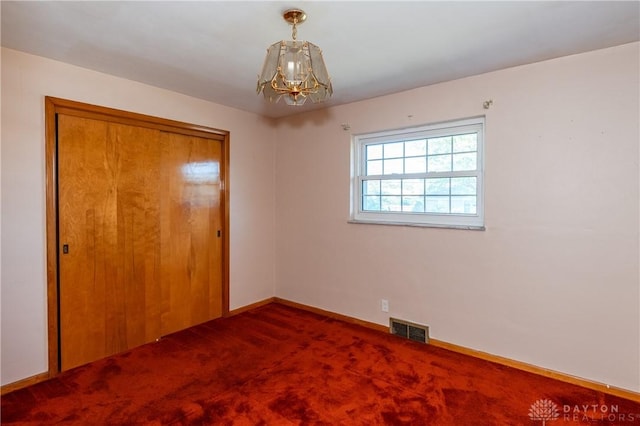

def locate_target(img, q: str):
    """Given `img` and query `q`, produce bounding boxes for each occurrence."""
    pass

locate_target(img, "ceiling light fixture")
[257,9,332,106]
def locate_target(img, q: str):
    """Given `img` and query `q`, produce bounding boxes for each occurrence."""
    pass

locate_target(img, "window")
[351,117,484,229]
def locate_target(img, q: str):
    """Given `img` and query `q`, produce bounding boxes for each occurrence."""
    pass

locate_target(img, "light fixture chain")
[292,17,298,40]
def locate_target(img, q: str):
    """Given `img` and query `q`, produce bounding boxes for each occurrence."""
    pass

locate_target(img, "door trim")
[45,97,231,377]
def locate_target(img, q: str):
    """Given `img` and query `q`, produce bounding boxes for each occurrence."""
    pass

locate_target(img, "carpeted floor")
[2,303,639,425]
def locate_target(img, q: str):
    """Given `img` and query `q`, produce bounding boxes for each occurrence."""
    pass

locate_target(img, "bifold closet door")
[57,114,222,371]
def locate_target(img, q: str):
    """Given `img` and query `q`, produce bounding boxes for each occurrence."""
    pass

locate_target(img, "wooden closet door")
[158,131,223,336]
[58,114,222,371]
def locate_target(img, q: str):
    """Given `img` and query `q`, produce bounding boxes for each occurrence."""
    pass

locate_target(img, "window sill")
[347,219,486,231]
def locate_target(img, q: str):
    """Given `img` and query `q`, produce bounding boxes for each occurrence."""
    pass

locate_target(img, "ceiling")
[2,1,639,119]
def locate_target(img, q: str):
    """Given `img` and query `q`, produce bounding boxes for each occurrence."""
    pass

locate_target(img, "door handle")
[62,244,69,254]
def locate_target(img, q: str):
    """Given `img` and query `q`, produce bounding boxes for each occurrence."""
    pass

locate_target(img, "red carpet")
[2,303,639,425]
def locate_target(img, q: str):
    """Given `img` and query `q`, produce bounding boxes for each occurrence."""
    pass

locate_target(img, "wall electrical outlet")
[381,299,389,312]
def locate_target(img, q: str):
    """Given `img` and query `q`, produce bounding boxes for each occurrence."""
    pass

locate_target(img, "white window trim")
[350,116,485,230]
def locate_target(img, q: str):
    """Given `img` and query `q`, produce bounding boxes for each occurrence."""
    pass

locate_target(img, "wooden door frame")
[44,96,230,377]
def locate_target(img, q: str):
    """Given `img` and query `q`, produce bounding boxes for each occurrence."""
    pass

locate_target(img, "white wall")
[0,48,277,385]
[274,43,640,392]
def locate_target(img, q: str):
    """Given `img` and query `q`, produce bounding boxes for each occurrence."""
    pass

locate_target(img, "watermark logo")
[529,399,560,425]
[528,399,639,423]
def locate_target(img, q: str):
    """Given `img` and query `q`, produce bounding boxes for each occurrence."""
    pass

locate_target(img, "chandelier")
[257,9,332,106]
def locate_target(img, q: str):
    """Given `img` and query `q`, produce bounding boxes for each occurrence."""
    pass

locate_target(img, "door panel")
[158,132,223,336]
[58,115,115,370]
[58,114,222,371]
[111,122,162,349]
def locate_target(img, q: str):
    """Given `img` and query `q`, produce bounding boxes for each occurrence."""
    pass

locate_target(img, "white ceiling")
[2,1,639,119]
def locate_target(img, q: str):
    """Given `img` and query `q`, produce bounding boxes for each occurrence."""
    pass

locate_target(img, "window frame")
[350,117,485,230]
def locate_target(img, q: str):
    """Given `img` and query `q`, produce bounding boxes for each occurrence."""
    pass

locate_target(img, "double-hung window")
[351,117,484,229]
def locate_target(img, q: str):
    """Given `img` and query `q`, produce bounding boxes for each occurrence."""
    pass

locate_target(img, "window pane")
[384,142,404,158]
[367,160,382,175]
[367,144,383,160]
[425,178,449,195]
[402,196,425,212]
[405,156,426,174]
[383,158,403,175]
[428,154,451,172]
[453,153,477,171]
[425,196,449,213]
[451,177,476,195]
[363,196,381,211]
[403,179,424,195]
[381,196,402,211]
[381,179,401,195]
[428,137,452,154]
[363,180,380,195]
[453,133,477,153]
[451,196,476,214]
[405,139,426,156]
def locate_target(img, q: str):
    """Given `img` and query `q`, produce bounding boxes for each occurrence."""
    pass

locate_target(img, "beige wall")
[274,43,640,392]
[0,48,277,385]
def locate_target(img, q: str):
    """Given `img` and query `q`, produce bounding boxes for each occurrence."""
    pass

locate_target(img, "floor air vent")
[390,318,429,344]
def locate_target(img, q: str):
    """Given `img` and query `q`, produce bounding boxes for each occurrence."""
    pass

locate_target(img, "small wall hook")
[341,123,351,131]
[483,100,493,110]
